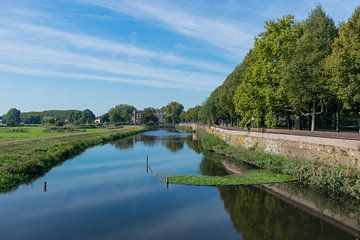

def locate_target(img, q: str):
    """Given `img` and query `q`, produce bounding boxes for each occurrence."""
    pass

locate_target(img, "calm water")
[0,130,357,240]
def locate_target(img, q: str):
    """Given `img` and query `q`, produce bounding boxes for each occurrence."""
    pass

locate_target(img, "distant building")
[155,109,165,123]
[0,116,3,124]
[132,110,143,124]
[94,116,102,124]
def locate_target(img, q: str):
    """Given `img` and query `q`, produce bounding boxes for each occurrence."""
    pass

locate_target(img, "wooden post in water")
[166,178,169,189]
[43,182,47,192]
[146,155,149,173]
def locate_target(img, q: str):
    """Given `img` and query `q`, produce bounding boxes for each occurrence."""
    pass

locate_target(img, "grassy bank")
[0,126,147,192]
[0,126,108,143]
[197,129,360,201]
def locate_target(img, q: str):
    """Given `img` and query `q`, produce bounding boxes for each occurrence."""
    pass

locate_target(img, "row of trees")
[184,5,360,132]
[107,102,184,125]
[1,108,96,126]
[1,101,186,127]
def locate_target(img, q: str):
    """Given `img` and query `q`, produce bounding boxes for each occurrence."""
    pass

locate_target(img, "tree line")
[183,5,360,132]
[1,101,185,126]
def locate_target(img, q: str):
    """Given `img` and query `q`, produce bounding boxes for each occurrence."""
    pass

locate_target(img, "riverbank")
[0,125,147,192]
[195,128,360,201]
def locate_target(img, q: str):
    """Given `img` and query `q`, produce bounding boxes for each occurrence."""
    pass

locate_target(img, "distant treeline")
[1,109,96,126]
[183,5,360,132]
[1,101,186,126]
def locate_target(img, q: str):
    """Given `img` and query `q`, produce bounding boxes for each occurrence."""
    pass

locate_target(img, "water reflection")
[0,130,357,240]
[218,185,355,240]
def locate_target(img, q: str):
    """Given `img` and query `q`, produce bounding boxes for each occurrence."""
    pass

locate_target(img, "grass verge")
[0,125,147,192]
[197,129,360,200]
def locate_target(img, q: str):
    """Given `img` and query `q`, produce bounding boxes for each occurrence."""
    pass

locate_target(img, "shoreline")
[0,126,147,193]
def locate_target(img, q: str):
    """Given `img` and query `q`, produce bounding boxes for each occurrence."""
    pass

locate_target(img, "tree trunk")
[358,112,360,134]
[311,101,316,132]
[295,111,301,130]
[336,107,340,132]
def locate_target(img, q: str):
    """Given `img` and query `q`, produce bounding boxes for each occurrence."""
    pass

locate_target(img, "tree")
[283,6,337,131]
[161,102,184,123]
[234,15,302,128]
[100,113,110,124]
[108,104,135,124]
[43,116,56,125]
[5,108,21,126]
[69,111,82,125]
[141,108,158,125]
[325,6,360,132]
[80,109,95,124]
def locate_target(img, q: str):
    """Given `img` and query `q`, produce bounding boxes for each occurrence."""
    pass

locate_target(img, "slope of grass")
[197,129,360,200]
[0,126,106,142]
[0,125,147,192]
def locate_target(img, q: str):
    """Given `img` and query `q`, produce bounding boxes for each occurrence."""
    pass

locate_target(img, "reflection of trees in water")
[218,185,353,240]
[185,136,202,154]
[112,137,134,150]
[199,152,227,176]
[136,135,157,147]
[162,138,185,152]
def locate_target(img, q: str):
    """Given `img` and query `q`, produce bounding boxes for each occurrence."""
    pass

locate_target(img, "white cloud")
[84,0,257,56]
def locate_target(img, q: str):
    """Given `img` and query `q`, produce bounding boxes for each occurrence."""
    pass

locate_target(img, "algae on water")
[159,169,295,186]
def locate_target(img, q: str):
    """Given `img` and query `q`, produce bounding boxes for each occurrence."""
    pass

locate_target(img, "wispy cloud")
[83,0,257,56]
[0,18,228,91]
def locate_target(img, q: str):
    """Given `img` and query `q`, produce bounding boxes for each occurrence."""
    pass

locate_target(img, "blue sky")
[0,0,358,115]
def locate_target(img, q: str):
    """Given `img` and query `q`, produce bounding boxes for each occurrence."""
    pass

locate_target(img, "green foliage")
[5,108,21,126]
[141,107,158,125]
[161,102,184,123]
[325,6,360,110]
[108,104,135,124]
[283,6,337,130]
[234,16,302,127]
[80,109,95,124]
[181,105,202,122]
[193,5,360,131]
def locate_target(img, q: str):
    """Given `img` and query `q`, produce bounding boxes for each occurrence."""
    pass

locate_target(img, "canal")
[0,130,358,239]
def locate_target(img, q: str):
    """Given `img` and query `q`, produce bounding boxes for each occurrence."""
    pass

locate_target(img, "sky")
[0,0,359,115]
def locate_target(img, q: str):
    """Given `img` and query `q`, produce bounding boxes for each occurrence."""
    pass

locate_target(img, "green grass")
[196,129,360,200]
[0,126,107,142]
[162,170,295,186]
[0,125,147,192]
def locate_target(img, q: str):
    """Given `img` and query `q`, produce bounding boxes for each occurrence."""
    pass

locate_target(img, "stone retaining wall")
[207,126,360,170]
[179,124,360,170]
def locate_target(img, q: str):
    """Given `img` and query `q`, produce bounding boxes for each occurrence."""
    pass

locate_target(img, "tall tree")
[161,102,184,123]
[283,6,337,131]
[234,15,302,127]
[141,108,158,125]
[108,104,135,124]
[325,6,360,132]
[5,108,21,126]
[80,109,95,124]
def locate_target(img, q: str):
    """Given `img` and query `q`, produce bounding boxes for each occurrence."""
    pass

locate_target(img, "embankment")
[0,126,147,192]
[181,124,360,200]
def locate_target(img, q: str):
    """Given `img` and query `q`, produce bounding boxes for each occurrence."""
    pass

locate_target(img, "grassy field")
[0,126,106,142]
[0,125,147,192]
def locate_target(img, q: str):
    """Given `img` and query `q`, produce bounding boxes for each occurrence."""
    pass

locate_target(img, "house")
[132,110,143,124]
[94,116,102,124]
[155,109,165,123]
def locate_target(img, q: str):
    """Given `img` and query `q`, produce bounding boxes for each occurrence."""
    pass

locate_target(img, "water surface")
[0,130,357,239]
